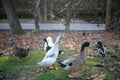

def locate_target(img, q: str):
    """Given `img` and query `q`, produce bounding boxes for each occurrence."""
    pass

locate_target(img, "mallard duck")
[38,35,63,72]
[44,36,62,54]
[96,41,107,57]
[58,42,90,78]
[13,45,30,60]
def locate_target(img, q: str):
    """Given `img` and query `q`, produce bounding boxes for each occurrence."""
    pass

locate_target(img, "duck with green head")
[96,41,107,57]
[58,41,90,78]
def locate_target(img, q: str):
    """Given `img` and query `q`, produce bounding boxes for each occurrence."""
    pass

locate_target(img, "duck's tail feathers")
[23,48,30,56]
[58,61,66,68]
[58,61,72,70]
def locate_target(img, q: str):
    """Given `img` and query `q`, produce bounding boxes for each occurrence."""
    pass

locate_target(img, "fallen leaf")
[67,71,81,78]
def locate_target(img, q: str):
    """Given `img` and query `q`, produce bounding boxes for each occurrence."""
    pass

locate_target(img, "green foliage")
[0,50,44,75]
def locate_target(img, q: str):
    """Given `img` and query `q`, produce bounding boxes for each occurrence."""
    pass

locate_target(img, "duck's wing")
[43,49,56,60]
[61,55,77,65]
[98,48,106,55]
[45,53,55,59]
[44,44,58,58]
[39,52,56,67]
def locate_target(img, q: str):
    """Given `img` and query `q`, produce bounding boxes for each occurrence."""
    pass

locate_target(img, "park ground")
[0,31,120,80]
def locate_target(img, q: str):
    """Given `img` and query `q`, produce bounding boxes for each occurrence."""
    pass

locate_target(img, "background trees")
[1,0,120,32]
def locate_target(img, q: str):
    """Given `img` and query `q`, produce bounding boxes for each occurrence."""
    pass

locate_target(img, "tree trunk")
[50,1,54,21]
[65,0,72,32]
[34,0,41,32]
[34,9,40,32]
[105,0,112,30]
[44,0,47,22]
[36,0,42,22]
[38,8,42,22]
[2,0,23,35]
[65,9,71,31]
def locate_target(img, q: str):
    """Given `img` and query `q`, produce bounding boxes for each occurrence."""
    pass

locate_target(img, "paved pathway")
[0,19,105,30]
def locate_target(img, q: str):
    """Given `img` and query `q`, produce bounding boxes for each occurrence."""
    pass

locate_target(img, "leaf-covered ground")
[0,31,120,80]
[0,31,120,55]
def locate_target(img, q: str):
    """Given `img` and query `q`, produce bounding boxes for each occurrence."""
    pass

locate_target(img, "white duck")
[44,36,54,52]
[58,42,90,78]
[38,35,63,72]
[43,36,62,54]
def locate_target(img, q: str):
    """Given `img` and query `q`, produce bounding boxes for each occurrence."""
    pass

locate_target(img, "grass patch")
[0,49,119,80]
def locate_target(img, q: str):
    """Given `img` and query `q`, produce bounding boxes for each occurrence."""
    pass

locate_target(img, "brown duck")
[13,45,30,60]
[58,42,90,78]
